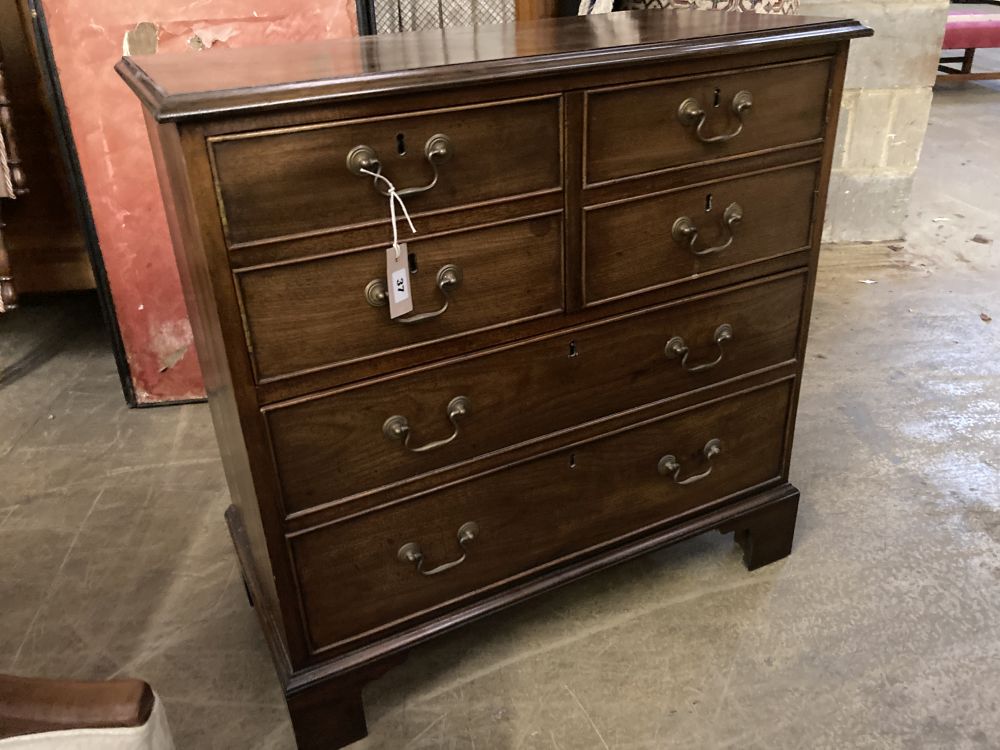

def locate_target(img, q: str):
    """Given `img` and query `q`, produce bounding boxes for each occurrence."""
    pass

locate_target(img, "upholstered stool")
[938,8,1000,82]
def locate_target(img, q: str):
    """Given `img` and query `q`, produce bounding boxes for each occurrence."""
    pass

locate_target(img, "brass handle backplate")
[664,323,734,373]
[677,90,753,144]
[398,521,479,576]
[671,202,743,256]
[347,133,453,197]
[365,263,462,323]
[658,438,722,486]
[383,395,470,453]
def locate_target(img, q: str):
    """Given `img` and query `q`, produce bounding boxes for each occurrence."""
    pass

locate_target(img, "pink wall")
[41,0,358,403]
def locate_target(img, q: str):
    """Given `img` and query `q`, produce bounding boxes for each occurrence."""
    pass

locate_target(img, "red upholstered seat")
[942,10,1000,50]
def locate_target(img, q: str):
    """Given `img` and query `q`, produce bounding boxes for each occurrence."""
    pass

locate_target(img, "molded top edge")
[117,11,872,122]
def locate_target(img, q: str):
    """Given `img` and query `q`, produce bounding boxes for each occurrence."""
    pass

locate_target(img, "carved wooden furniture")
[118,11,870,749]
[0,0,94,300]
[0,45,26,311]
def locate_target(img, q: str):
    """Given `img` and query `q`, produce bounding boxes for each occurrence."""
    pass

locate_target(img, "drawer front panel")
[584,163,817,305]
[291,379,793,652]
[210,97,563,246]
[585,59,830,184]
[237,214,564,382]
[267,273,804,515]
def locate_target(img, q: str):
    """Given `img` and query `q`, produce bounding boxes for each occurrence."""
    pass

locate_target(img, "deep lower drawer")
[585,57,831,184]
[290,378,793,653]
[584,162,817,305]
[265,272,805,515]
[235,213,564,382]
[209,96,563,247]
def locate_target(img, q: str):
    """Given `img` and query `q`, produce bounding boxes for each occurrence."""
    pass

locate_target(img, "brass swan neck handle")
[383,396,471,454]
[677,90,753,144]
[365,263,462,324]
[398,522,480,576]
[671,202,743,257]
[658,439,722,486]
[664,324,734,373]
[347,133,454,197]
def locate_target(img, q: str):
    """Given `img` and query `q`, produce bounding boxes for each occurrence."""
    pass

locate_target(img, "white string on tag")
[360,168,416,259]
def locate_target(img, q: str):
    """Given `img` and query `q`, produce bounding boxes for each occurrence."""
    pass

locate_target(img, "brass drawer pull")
[398,522,480,576]
[658,439,722,486]
[346,133,453,197]
[365,263,462,324]
[671,202,743,256]
[383,395,471,453]
[677,90,753,143]
[664,323,733,373]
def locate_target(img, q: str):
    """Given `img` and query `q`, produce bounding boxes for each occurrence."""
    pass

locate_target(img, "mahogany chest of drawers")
[119,11,870,748]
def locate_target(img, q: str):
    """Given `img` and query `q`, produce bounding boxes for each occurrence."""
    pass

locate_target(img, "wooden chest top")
[116,11,869,121]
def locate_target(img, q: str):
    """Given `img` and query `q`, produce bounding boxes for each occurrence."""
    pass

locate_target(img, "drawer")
[236,214,564,383]
[290,379,793,652]
[584,162,817,305]
[585,58,831,184]
[266,272,805,515]
[210,97,563,246]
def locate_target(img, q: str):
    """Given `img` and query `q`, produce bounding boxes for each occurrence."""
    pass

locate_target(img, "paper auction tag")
[386,243,413,319]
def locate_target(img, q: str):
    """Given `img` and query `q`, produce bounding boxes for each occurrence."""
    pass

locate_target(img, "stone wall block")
[799,0,948,89]
[822,171,913,242]
[885,87,935,170]
[842,89,894,170]
[832,89,858,169]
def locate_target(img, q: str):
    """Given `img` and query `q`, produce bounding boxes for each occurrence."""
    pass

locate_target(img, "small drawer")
[290,379,793,653]
[584,162,817,305]
[210,97,563,246]
[235,214,564,383]
[265,272,805,515]
[585,58,831,184]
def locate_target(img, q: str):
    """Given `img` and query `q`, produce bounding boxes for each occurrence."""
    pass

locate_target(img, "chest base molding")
[227,481,799,749]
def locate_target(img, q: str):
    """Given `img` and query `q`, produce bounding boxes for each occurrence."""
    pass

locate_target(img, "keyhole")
[569,453,577,469]
[705,193,713,212]
[396,133,407,156]
[568,340,578,358]
[713,88,722,108]
[408,253,418,274]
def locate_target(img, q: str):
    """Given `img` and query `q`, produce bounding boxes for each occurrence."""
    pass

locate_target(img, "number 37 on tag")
[386,243,414,319]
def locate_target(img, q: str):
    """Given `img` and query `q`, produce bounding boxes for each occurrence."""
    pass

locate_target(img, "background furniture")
[362,0,798,34]
[0,0,94,298]
[0,42,25,312]
[938,6,1000,81]
[119,11,869,749]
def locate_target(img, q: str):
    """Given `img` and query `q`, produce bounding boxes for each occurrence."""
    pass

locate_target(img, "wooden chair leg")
[963,47,976,74]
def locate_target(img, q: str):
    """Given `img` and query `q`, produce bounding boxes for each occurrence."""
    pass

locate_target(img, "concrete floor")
[2,68,999,749]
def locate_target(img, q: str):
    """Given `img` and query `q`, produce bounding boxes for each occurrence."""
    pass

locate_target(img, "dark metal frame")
[26,0,138,405]
[354,0,571,35]
[356,0,377,34]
